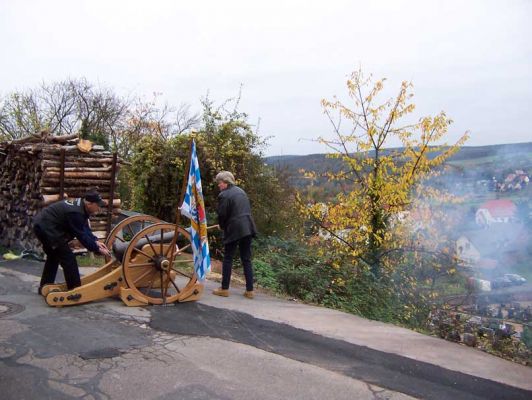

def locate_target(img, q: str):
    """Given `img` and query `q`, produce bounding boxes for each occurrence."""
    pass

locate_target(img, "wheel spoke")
[143,234,159,257]
[127,224,135,238]
[116,236,125,243]
[165,271,181,293]
[163,276,172,298]
[128,262,155,268]
[132,247,154,260]
[140,270,157,295]
[160,271,167,304]
[171,267,192,278]
[178,243,192,253]
[133,268,154,285]
[164,241,176,257]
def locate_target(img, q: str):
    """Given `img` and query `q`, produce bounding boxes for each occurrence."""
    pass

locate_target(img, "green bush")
[252,236,431,326]
[253,259,280,291]
[523,325,532,349]
[253,236,331,299]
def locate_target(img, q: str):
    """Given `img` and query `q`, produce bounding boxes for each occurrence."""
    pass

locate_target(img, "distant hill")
[264,142,532,180]
[446,142,532,161]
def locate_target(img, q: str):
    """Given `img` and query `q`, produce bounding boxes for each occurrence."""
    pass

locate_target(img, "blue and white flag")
[180,140,211,280]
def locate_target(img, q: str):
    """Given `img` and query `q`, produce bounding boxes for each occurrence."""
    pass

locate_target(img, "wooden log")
[41,144,106,153]
[43,171,113,179]
[40,186,112,195]
[43,166,113,172]
[92,231,108,239]
[18,144,46,153]
[41,160,116,168]
[41,191,113,199]
[42,194,69,205]
[9,132,78,145]
[41,196,121,208]
[49,133,79,143]
[43,152,116,160]
[40,178,116,186]
[90,224,111,231]
[7,134,43,145]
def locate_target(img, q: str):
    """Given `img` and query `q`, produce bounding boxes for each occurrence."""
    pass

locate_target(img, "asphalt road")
[1,259,531,400]
[151,303,531,400]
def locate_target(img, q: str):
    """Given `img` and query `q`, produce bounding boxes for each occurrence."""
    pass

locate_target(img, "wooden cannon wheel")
[104,214,161,262]
[122,223,196,305]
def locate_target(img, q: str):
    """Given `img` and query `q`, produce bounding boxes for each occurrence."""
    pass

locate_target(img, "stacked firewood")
[0,132,122,252]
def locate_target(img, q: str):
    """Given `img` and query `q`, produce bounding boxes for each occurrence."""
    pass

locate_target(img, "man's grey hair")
[215,171,236,185]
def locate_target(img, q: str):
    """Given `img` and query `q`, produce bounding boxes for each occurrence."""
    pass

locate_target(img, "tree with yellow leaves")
[301,69,468,304]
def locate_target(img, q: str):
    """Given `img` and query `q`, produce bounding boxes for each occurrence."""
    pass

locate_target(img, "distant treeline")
[446,142,532,161]
[265,142,532,187]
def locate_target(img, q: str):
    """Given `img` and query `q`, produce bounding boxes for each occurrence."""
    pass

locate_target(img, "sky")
[0,0,531,156]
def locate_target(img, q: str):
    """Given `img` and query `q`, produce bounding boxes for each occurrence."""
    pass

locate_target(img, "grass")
[447,155,499,168]
[448,151,532,169]
[77,253,106,267]
[423,273,468,297]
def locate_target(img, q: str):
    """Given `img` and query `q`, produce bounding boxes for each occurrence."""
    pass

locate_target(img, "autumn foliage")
[298,69,469,323]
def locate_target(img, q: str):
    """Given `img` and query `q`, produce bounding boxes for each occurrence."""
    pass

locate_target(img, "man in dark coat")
[213,171,257,299]
[33,190,111,294]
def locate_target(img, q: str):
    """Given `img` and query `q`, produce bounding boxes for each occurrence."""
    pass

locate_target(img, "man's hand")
[97,242,111,258]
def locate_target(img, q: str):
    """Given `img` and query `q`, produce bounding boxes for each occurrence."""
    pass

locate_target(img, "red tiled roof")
[478,199,516,218]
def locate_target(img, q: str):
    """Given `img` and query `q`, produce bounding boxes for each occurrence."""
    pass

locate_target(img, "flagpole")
[169,137,193,252]
[166,138,196,299]
[176,138,194,225]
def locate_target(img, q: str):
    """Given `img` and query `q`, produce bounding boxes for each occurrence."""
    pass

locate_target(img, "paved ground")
[1,259,531,400]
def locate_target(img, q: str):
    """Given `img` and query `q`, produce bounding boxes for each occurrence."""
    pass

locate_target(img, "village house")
[475,199,517,227]
[500,169,530,192]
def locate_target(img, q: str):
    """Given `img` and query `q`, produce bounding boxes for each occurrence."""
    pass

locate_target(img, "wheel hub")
[153,255,170,272]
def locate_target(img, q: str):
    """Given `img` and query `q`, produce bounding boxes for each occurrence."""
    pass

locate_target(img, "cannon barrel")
[113,230,180,262]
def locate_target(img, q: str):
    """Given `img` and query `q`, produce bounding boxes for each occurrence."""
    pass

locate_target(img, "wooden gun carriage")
[41,215,207,307]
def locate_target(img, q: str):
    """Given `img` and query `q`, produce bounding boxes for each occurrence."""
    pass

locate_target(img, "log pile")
[0,132,122,252]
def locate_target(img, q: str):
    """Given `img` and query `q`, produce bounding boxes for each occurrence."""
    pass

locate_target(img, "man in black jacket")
[213,171,257,299]
[33,191,111,294]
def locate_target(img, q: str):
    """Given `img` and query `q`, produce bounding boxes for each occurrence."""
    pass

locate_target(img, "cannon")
[40,215,206,307]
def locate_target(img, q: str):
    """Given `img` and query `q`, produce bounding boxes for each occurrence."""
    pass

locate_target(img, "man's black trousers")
[222,235,254,292]
[33,224,81,290]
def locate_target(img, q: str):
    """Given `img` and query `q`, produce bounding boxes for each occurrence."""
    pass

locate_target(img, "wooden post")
[165,139,194,298]
[59,148,65,199]
[106,153,118,237]
[176,139,193,224]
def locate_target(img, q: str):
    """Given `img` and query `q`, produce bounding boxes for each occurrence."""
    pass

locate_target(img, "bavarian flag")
[180,140,211,280]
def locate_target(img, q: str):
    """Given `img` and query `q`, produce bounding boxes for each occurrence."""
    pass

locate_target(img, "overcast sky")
[1,0,530,156]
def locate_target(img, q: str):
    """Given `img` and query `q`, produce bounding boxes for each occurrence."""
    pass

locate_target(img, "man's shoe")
[213,288,229,297]
[243,290,254,299]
